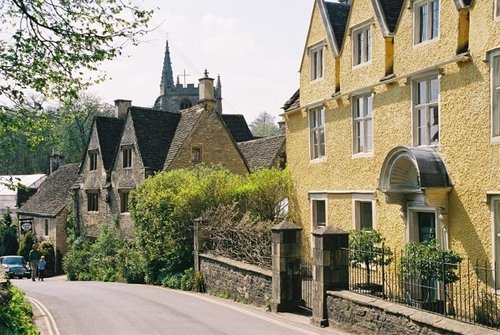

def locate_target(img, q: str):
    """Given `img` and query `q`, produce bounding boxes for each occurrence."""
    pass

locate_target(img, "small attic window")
[192,147,202,165]
[122,146,133,169]
[89,151,98,171]
[309,43,325,81]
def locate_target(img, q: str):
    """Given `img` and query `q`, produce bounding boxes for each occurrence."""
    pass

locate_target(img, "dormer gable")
[371,0,405,36]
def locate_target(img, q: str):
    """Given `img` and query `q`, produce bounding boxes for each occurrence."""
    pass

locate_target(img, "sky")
[88,1,314,123]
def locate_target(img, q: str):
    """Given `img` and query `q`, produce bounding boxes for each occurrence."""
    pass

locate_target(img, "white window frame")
[352,194,375,230]
[310,193,327,256]
[490,50,500,139]
[309,106,326,161]
[496,0,500,20]
[412,74,440,146]
[491,196,500,290]
[413,0,440,45]
[352,24,372,67]
[309,43,325,81]
[352,93,374,155]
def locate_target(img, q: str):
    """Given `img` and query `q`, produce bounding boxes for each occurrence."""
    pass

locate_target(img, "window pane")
[315,200,326,226]
[359,202,373,229]
[417,80,427,105]
[430,106,439,143]
[319,129,325,156]
[366,96,373,116]
[418,108,426,145]
[430,78,439,102]
[419,4,428,42]
[431,0,439,39]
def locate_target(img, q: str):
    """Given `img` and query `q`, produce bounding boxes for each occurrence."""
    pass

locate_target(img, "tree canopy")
[249,111,280,137]
[0,0,153,157]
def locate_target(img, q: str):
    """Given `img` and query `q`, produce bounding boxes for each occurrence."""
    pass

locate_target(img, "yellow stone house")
[285,0,500,290]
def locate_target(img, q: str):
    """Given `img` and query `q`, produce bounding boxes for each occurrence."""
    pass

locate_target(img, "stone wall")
[326,290,499,335]
[199,254,272,306]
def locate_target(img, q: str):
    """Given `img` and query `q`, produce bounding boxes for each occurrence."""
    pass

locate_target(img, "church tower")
[154,40,199,113]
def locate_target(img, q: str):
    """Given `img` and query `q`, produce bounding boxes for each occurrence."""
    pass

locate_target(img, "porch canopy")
[378,146,451,207]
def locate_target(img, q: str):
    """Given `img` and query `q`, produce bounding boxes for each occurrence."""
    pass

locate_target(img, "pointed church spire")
[215,74,223,115]
[160,40,175,96]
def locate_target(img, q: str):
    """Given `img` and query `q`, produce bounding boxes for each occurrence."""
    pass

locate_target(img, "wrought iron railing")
[341,247,500,329]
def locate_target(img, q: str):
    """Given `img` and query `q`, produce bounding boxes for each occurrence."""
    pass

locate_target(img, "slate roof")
[324,1,351,50]
[18,164,80,217]
[221,115,254,142]
[237,135,286,171]
[129,107,180,171]
[283,89,300,112]
[95,117,125,171]
[377,0,404,33]
[163,106,204,170]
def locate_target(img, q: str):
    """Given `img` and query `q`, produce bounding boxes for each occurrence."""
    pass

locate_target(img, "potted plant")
[349,229,392,295]
[399,239,462,314]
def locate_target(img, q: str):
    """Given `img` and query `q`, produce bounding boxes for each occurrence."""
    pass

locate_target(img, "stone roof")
[324,1,350,50]
[129,107,180,171]
[221,115,254,142]
[375,0,404,34]
[163,106,204,170]
[237,135,285,171]
[95,117,125,171]
[18,164,80,217]
[283,89,300,112]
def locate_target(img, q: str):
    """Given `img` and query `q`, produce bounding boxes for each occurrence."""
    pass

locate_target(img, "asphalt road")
[14,277,349,335]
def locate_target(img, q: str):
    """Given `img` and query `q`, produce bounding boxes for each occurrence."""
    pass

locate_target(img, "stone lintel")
[312,225,347,236]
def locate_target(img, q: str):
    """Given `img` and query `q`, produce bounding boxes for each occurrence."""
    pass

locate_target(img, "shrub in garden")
[17,231,35,260]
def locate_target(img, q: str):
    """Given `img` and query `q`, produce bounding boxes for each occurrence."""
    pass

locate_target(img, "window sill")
[310,77,325,84]
[120,212,130,216]
[352,61,372,70]
[352,151,374,159]
[310,157,326,164]
[491,136,500,144]
[413,37,439,48]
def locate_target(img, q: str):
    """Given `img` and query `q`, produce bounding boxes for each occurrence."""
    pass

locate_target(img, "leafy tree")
[55,94,114,164]
[249,111,280,137]
[0,0,153,160]
[349,229,392,286]
[0,211,18,256]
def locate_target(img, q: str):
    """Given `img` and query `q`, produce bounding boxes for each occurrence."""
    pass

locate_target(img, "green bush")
[0,285,39,335]
[160,268,198,291]
[63,236,93,281]
[17,232,35,260]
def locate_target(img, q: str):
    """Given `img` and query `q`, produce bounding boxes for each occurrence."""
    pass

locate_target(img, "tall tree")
[249,111,280,137]
[0,0,153,155]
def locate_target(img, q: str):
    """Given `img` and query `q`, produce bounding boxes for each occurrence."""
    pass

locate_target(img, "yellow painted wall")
[287,0,500,263]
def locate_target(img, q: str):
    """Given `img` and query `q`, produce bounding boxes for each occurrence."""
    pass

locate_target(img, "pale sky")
[88,1,313,123]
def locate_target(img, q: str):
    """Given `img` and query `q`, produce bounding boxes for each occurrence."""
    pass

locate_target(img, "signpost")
[19,218,33,234]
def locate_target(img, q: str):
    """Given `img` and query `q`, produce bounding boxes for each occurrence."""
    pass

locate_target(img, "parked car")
[1,255,31,279]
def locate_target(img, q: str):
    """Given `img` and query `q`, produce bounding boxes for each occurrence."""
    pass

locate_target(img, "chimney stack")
[49,148,64,175]
[198,69,215,110]
[114,99,132,119]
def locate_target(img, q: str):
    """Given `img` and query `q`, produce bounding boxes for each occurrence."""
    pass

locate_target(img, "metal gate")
[300,260,313,310]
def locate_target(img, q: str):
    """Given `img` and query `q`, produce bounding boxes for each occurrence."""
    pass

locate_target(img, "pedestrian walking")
[37,256,46,281]
[28,244,39,282]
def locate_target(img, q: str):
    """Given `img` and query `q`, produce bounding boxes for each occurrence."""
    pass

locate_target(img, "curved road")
[14,277,348,335]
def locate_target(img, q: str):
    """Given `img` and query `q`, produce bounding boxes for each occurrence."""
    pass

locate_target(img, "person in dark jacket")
[28,245,39,281]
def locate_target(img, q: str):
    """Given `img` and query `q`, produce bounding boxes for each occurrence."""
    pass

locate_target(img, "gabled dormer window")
[414,0,439,44]
[309,44,324,81]
[89,151,98,171]
[353,25,371,66]
[122,146,132,169]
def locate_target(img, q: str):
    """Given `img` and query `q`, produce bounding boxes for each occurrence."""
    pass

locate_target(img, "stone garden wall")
[326,290,499,335]
[199,253,272,306]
